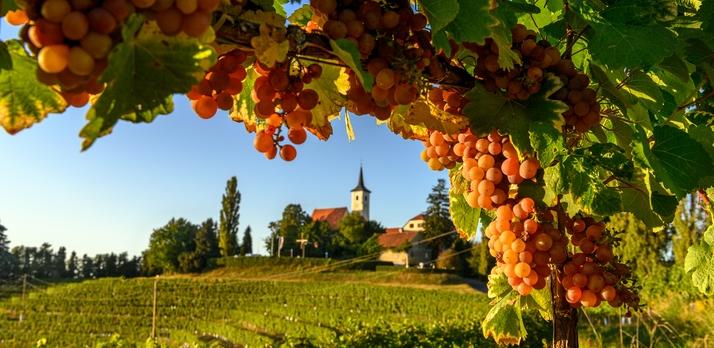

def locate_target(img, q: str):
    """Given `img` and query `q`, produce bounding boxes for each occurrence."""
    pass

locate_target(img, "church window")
[356,196,359,201]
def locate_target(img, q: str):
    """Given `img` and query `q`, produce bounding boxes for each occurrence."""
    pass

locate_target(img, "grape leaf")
[622,71,664,113]
[417,0,459,34]
[529,121,565,166]
[449,185,481,240]
[483,273,527,345]
[1,0,18,16]
[463,75,567,155]
[522,286,552,321]
[379,104,428,140]
[587,20,677,69]
[81,15,216,149]
[404,100,469,135]
[231,68,260,133]
[589,63,637,111]
[701,0,714,34]
[0,42,12,70]
[489,8,522,69]
[442,0,498,45]
[287,4,312,26]
[329,39,373,92]
[574,143,634,180]
[618,169,672,229]
[0,40,67,135]
[637,125,714,197]
[303,64,349,140]
[684,224,714,295]
[449,164,469,195]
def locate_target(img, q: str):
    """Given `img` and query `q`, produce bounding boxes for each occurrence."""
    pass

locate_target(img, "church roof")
[351,166,371,193]
[311,207,348,230]
[378,229,418,249]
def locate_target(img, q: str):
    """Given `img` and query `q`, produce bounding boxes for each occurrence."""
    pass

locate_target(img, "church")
[310,167,431,266]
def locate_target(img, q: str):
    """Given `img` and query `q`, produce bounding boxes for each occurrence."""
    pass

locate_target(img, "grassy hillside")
[0,275,549,347]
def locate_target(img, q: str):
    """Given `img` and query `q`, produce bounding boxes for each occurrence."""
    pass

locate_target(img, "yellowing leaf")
[0,40,67,135]
[404,100,470,135]
[250,24,289,67]
[303,64,348,141]
[379,104,429,140]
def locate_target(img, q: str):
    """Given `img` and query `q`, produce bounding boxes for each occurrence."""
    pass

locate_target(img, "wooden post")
[151,277,158,339]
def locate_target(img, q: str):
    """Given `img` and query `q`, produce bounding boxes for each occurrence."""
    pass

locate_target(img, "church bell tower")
[351,166,371,220]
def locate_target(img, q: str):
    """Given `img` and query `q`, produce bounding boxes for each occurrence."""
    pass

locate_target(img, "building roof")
[351,166,371,193]
[378,229,418,249]
[311,207,348,230]
[408,214,426,221]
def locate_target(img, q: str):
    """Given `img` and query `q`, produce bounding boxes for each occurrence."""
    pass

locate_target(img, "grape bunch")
[560,218,639,309]
[187,49,249,119]
[427,86,468,116]
[309,0,435,119]
[148,0,220,37]
[19,0,140,105]
[459,130,540,211]
[549,62,601,133]
[467,24,601,133]
[250,59,323,161]
[420,131,459,171]
[419,129,540,211]
[486,201,568,296]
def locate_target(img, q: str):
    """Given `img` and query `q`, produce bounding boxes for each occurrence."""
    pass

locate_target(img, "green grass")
[0,274,549,347]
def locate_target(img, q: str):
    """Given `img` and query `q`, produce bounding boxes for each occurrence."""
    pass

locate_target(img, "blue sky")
[0,12,448,256]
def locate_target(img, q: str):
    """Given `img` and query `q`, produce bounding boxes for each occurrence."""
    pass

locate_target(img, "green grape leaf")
[548,155,623,217]
[499,1,540,14]
[329,39,373,92]
[449,185,481,239]
[489,8,522,69]
[442,0,498,45]
[701,0,714,34]
[574,143,634,180]
[288,4,312,26]
[0,40,67,135]
[483,273,527,345]
[622,71,664,113]
[587,20,677,69]
[417,0,459,34]
[272,0,288,17]
[1,0,18,16]
[0,41,12,70]
[80,15,216,149]
[589,63,637,112]
[618,169,672,229]
[684,224,714,295]
[529,121,565,167]
[523,285,552,321]
[638,125,714,197]
[547,0,564,12]
[464,75,567,154]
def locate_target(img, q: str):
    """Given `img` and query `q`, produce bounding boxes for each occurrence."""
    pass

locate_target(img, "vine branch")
[214,20,478,89]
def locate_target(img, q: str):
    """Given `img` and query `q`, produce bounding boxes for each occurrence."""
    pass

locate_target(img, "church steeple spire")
[350,165,370,220]
[351,165,371,193]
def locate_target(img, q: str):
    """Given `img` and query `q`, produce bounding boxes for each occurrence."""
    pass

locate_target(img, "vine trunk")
[551,268,579,348]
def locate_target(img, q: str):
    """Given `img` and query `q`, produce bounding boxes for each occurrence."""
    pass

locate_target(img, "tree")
[268,204,311,257]
[2,1,713,347]
[66,251,78,279]
[240,226,252,256]
[0,223,18,279]
[53,246,67,279]
[218,176,241,257]
[80,254,94,279]
[338,212,382,245]
[424,179,455,253]
[142,218,198,274]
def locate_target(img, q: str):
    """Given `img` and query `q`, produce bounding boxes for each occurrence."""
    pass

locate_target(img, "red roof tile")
[312,207,348,230]
[384,227,402,234]
[408,214,426,221]
[378,230,417,249]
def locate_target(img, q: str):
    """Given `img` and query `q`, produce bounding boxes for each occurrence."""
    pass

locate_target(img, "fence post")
[151,277,158,339]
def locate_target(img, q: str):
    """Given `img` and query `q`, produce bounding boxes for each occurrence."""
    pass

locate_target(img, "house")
[377,215,432,266]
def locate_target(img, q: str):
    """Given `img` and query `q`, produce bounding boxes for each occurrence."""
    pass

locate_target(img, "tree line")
[0,227,141,280]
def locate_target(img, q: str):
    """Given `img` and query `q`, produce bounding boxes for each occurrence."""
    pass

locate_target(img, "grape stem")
[677,90,714,111]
